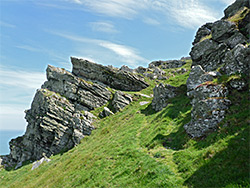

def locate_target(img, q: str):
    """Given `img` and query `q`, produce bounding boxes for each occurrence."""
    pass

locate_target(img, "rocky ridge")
[1,0,249,169]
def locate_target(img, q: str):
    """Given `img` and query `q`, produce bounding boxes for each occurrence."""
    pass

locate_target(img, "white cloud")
[220,0,235,5]
[0,21,16,28]
[89,21,118,33]
[0,66,46,89]
[68,0,221,29]
[48,31,148,67]
[15,45,40,52]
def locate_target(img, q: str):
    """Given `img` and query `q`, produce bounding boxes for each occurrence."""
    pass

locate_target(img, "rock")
[32,156,51,170]
[99,107,114,118]
[229,78,247,90]
[139,93,152,98]
[224,31,247,49]
[152,83,177,112]
[139,101,149,106]
[211,20,236,42]
[71,57,149,91]
[153,67,165,75]
[134,66,147,74]
[120,65,134,73]
[186,65,216,92]
[193,23,213,45]
[5,89,95,166]
[223,0,249,19]
[149,60,186,69]
[221,44,250,76]
[111,91,133,113]
[190,39,228,72]
[42,65,111,110]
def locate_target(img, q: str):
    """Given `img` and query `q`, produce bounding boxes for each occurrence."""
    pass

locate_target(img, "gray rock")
[224,31,247,49]
[71,57,149,91]
[223,0,249,19]
[186,65,215,92]
[153,67,165,75]
[6,89,95,166]
[152,83,177,112]
[42,65,111,111]
[221,44,250,75]
[99,107,114,118]
[139,101,149,106]
[190,39,228,72]
[32,156,51,170]
[211,20,236,42]
[149,60,186,69]
[229,78,247,90]
[112,91,132,113]
[120,65,134,73]
[193,23,213,45]
[134,66,147,74]
[184,84,230,138]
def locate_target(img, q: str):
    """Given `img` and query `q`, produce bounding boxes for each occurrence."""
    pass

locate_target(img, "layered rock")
[111,91,133,113]
[71,57,149,91]
[42,65,112,111]
[4,89,95,167]
[149,60,186,69]
[99,107,114,118]
[152,83,177,112]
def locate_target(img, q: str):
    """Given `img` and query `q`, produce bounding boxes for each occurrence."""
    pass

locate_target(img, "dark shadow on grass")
[185,126,250,188]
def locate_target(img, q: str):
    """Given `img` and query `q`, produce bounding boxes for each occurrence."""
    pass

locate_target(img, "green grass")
[0,60,249,187]
[226,7,250,25]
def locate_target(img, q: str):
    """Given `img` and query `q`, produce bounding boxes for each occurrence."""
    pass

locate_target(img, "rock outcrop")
[152,83,177,112]
[184,0,249,137]
[111,91,133,113]
[71,57,149,91]
[99,107,114,118]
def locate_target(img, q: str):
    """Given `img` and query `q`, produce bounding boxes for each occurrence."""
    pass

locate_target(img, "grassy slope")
[0,61,249,188]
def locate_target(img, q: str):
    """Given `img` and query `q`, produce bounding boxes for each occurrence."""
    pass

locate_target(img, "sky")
[0,0,235,131]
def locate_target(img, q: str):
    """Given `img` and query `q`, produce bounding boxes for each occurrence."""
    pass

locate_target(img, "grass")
[199,34,212,43]
[226,7,250,25]
[0,60,249,187]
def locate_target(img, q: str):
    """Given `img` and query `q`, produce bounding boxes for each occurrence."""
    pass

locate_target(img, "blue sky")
[0,0,234,130]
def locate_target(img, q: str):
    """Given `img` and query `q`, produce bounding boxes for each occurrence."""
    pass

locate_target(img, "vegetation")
[0,59,249,188]
[226,7,250,25]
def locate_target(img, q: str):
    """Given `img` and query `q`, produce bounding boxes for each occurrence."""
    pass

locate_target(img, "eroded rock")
[111,91,133,113]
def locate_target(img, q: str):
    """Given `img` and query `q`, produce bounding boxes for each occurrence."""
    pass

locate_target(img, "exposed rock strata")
[111,91,133,113]
[71,57,149,91]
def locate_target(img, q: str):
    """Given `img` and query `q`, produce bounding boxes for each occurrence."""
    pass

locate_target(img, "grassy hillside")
[0,61,249,188]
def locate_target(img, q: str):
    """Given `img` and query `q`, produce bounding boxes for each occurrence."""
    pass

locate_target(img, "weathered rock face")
[149,60,186,69]
[42,65,111,111]
[6,89,95,166]
[185,0,249,137]
[152,83,177,112]
[71,57,149,91]
[111,91,133,113]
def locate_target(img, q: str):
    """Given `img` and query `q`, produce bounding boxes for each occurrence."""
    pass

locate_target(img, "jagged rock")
[223,0,249,19]
[153,67,165,75]
[186,65,217,93]
[221,44,250,76]
[238,10,250,38]
[32,156,51,170]
[99,107,114,118]
[134,66,147,74]
[224,31,247,49]
[211,20,236,42]
[152,83,177,112]
[112,91,132,113]
[143,72,158,79]
[4,89,95,166]
[42,65,111,111]
[149,60,186,69]
[190,39,228,72]
[120,65,134,73]
[71,57,149,91]
[193,23,213,45]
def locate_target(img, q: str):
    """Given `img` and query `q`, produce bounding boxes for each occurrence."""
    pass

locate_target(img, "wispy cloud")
[0,21,16,28]
[0,66,46,89]
[15,45,40,52]
[48,31,148,67]
[68,0,220,29]
[89,21,118,33]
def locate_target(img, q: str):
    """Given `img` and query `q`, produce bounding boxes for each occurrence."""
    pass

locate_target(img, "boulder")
[71,57,149,91]
[211,20,236,42]
[32,156,51,170]
[99,107,114,118]
[111,91,132,113]
[120,65,134,73]
[42,65,112,110]
[149,60,186,69]
[152,83,177,112]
